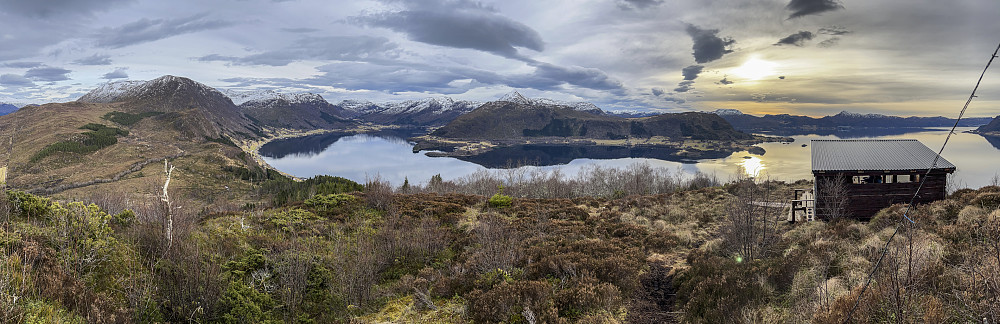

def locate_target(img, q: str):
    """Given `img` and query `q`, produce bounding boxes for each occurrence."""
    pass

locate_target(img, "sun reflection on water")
[740,156,765,178]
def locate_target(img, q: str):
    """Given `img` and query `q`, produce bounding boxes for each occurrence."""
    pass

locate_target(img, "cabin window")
[853,175,890,184]
[897,175,911,183]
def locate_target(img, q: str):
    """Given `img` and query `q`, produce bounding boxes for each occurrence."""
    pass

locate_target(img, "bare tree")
[724,171,781,262]
[161,160,175,253]
[817,175,850,221]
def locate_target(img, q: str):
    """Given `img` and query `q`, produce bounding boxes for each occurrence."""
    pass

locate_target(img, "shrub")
[6,190,51,220]
[114,209,135,226]
[303,193,356,214]
[488,186,513,208]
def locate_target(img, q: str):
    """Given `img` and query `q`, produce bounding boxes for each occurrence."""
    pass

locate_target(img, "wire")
[842,41,1000,324]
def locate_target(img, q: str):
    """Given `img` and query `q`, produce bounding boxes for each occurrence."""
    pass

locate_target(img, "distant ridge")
[238,92,355,130]
[0,103,17,116]
[709,108,993,131]
[432,98,750,141]
[975,115,1000,135]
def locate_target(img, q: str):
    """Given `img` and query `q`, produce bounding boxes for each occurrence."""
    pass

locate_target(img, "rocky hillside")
[3,76,272,205]
[77,76,260,141]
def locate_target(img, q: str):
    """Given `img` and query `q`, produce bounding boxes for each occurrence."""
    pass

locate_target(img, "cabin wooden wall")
[814,171,949,220]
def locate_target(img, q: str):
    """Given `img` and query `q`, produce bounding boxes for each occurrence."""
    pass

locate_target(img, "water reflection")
[980,134,1000,151]
[739,156,764,178]
[260,127,1000,189]
[452,145,735,168]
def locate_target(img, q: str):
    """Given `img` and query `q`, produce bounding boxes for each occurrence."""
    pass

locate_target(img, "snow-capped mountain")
[710,109,745,116]
[338,97,482,127]
[75,80,146,103]
[220,89,328,106]
[833,111,888,118]
[77,76,255,140]
[238,92,353,130]
[77,76,233,106]
[497,91,605,115]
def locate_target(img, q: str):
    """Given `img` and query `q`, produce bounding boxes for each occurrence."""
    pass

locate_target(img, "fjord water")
[260,127,1000,190]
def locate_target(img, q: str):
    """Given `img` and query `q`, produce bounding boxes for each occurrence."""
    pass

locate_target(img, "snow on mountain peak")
[497,91,604,114]
[836,111,887,118]
[711,109,745,116]
[499,91,532,104]
[222,89,326,106]
[76,80,146,103]
[77,75,226,104]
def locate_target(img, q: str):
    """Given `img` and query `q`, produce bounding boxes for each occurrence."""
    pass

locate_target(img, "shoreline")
[412,134,791,160]
[237,124,396,181]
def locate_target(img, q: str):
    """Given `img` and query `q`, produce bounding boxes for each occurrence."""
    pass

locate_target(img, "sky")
[0,0,999,117]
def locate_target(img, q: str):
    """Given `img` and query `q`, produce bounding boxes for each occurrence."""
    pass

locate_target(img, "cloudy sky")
[1,0,998,117]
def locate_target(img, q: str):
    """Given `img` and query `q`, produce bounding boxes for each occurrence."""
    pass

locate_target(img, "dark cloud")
[0,74,35,87]
[681,65,703,80]
[786,0,844,19]
[24,66,71,81]
[674,80,694,92]
[685,24,734,64]
[651,87,665,96]
[0,0,133,18]
[616,0,663,10]
[72,54,112,65]
[661,96,685,104]
[818,26,851,35]
[528,61,623,91]
[718,77,734,85]
[353,1,544,58]
[2,62,43,68]
[817,38,840,48]
[774,31,814,46]
[95,14,235,48]
[197,36,399,66]
[102,68,128,79]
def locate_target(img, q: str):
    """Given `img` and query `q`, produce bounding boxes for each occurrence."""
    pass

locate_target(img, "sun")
[731,57,778,80]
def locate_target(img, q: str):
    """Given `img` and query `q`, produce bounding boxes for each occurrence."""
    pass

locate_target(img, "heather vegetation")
[0,163,998,323]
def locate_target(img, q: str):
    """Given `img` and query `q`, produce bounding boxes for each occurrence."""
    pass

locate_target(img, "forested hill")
[432,100,752,141]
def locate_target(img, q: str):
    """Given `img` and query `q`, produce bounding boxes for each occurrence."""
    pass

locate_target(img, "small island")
[412,96,788,163]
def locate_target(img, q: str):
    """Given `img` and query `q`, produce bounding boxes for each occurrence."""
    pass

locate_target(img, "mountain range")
[433,99,751,141]
[711,109,993,133]
[0,103,17,116]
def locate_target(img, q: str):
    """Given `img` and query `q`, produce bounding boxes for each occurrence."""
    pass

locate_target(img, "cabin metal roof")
[811,139,956,172]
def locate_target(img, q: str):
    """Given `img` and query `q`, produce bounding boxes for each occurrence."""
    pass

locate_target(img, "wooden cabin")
[811,139,955,220]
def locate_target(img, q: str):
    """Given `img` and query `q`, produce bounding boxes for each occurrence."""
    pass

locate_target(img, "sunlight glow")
[731,58,778,80]
[740,156,765,178]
